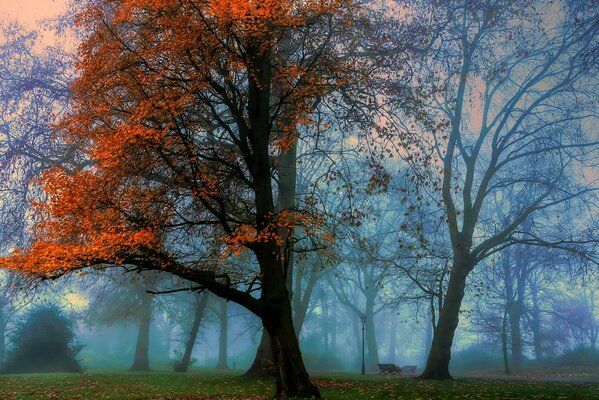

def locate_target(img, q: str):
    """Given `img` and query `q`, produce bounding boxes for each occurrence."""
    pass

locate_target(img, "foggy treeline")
[0,0,597,394]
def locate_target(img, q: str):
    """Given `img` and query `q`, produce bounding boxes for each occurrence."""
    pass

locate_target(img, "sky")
[0,0,68,27]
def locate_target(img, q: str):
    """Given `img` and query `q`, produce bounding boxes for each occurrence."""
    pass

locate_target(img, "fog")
[0,0,597,388]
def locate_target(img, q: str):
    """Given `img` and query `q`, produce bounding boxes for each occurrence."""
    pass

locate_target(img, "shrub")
[450,346,504,372]
[2,305,82,373]
[557,346,599,367]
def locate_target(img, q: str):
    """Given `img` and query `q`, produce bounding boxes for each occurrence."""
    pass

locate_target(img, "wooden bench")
[377,363,402,375]
[400,365,417,374]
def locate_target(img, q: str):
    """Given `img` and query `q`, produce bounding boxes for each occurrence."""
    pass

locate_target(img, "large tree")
[388,0,599,379]
[1,1,365,397]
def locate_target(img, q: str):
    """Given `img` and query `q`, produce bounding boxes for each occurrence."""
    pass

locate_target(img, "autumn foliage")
[4,0,350,277]
[1,0,359,397]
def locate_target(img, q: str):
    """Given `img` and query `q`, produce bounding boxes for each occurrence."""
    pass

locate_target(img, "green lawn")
[0,371,598,399]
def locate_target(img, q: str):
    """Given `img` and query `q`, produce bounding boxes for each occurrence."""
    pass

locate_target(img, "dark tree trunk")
[217,299,229,369]
[509,307,523,370]
[502,313,511,375]
[176,292,208,372]
[130,291,153,371]
[420,255,471,379]
[263,307,319,399]
[244,330,274,377]
[364,297,379,369]
[423,306,434,364]
[236,47,318,397]
[255,245,320,398]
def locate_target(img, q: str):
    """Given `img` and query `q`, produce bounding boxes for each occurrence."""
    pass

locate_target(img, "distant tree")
[86,273,160,371]
[388,0,599,379]
[215,297,229,370]
[551,284,599,351]
[173,291,209,372]
[1,305,82,373]
[0,22,72,366]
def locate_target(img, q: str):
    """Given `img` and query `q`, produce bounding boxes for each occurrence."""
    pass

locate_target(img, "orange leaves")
[223,209,328,256]
[0,164,168,276]
[207,0,346,36]
[5,228,158,276]
[1,0,352,280]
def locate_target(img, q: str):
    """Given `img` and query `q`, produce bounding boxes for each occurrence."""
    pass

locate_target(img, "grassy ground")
[0,371,598,399]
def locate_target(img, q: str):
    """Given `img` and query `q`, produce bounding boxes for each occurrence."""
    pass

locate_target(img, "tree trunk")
[240,47,317,397]
[423,306,434,364]
[502,312,511,375]
[292,265,318,336]
[420,255,471,379]
[244,331,274,377]
[529,279,544,361]
[263,306,319,399]
[509,307,523,370]
[246,131,298,377]
[176,292,208,372]
[365,296,379,369]
[217,299,229,369]
[130,291,153,371]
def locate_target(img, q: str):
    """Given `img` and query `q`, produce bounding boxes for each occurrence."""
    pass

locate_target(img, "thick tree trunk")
[509,307,523,370]
[243,48,317,397]
[256,248,320,398]
[130,291,153,371]
[244,331,274,377]
[217,299,229,369]
[176,292,208,372]
[420,256,471,379]
[264,307,320,399]
[246,131,298,377]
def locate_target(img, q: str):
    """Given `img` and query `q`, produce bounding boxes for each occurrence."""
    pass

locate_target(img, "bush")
[557,346,599,367]
[449,346,504,373]
[303,353,348,372]
[2,305,82,374]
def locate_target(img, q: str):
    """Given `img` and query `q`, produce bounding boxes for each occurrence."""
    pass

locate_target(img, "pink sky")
[0,0,68,27]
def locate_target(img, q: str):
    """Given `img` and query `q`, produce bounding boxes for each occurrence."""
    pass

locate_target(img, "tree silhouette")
[2,305,82,374]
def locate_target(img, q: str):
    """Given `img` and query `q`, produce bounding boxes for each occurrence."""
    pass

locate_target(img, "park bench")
[377,363,403,375]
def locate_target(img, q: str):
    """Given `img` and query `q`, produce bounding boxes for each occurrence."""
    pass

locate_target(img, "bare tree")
[386,0,599,379]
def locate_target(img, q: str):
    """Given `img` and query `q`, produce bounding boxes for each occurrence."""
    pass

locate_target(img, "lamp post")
[360,314,366,375]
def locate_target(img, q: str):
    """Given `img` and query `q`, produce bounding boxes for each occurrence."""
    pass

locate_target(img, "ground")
[0,369,598,399]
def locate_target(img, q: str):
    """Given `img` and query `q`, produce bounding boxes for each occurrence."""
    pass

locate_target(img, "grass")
[0,370,598,399]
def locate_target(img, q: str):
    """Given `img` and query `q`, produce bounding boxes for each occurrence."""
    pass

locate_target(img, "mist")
[0,0,598,399]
